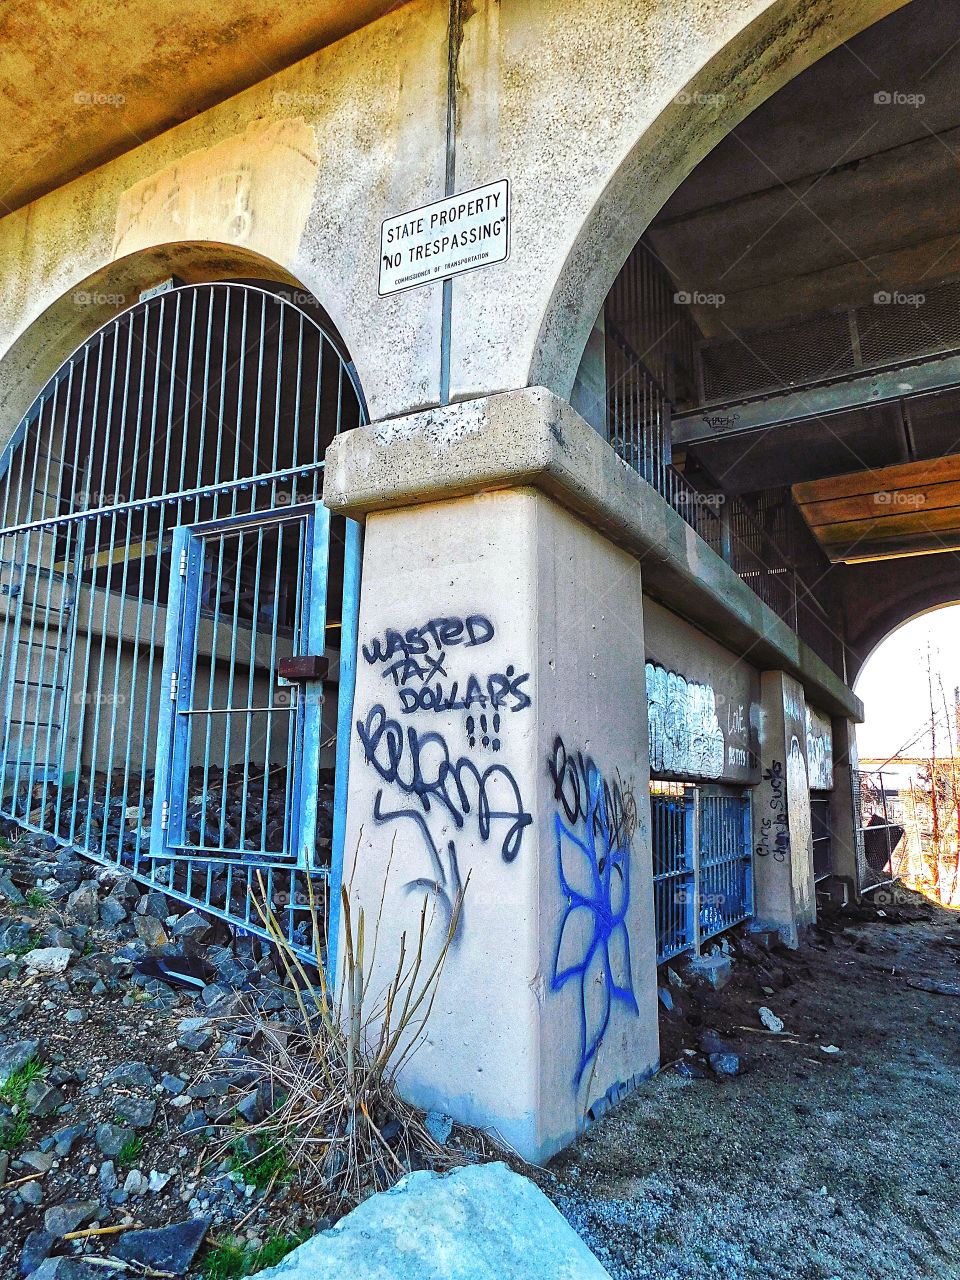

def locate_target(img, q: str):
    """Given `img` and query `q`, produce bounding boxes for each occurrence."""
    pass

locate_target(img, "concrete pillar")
[752,671,816,946]
[339,485,658,1162]
[829,716,862,903]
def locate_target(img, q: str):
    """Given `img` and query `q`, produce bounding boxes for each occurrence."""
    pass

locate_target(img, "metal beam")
[673,351,960,444]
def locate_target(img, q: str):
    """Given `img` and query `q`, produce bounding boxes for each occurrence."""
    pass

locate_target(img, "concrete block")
[687,953,733,990]
[254,1162,612,1279]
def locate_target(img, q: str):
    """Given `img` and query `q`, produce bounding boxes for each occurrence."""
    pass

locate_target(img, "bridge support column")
[829,716,862,902]
[335,481,658,1162]
[752,671,817,946]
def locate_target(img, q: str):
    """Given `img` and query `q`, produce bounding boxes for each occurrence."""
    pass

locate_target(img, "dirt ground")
[3,864,958,1279]
[540,890,960,1280]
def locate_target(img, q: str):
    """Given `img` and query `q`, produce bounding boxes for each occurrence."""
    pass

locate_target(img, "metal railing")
[0,282,364,965]
[604,243,842,677]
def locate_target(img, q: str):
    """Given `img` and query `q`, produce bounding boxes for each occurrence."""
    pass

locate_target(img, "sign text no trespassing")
[379,180,510,296]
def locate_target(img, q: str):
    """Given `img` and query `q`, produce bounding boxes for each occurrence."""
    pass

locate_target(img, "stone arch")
[0,240,364,449]
[528,0,910,401]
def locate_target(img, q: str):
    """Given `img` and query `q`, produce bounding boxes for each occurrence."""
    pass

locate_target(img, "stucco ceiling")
[0,0,405,215]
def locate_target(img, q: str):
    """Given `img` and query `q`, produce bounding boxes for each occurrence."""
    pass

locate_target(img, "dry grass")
[207,863,480,1211]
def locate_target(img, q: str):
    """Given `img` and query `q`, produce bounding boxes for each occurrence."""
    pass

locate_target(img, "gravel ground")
[539,891,960,1280]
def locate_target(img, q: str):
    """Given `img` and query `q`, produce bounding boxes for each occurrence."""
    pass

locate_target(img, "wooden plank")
[792,453,960,505]
[801,478,960,527]
[828,533,960,562]
[816,507,960,546]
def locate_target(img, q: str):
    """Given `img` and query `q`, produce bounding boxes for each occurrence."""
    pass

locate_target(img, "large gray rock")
[254,1162,612,1279]
[113,1218,209,1274]
[0,1039,38,1085]
[66,882,100,926]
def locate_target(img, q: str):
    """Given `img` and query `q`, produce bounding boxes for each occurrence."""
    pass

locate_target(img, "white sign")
[379,179,510,296]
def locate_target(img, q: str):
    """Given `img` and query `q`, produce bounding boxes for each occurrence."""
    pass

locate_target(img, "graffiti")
[394,668,530,715]
[362,614,495,665]
[756,759,790,862]
[357,705,531,862]
[805,705,834,791]
[548,738,639,1088]
[362,613,531,719]
[356,705,531,940]
[646,662,724,778]
[548,737,638,851]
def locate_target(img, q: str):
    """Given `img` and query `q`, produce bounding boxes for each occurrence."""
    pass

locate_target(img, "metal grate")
[697,278,960,407]
[651,782,696,963]
[698,785,753,942]
[651,780,752,962]
[0,282,364,964]
[810,793,833,883]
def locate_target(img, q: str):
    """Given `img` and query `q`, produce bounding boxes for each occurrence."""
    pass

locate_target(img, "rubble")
[0,824,486,1280]
[758,1006,785,1033]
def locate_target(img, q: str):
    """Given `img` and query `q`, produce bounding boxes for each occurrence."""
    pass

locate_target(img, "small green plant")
[202,1231,308,1279]
[24,889,49,910]
[226,1135,291,1191]
[116,1133,144,1166]
[9,933,41,958]
[0,1114,31,1152]
[0,1058,45,1108]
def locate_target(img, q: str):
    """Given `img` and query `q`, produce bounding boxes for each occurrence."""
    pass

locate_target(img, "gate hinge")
[169,671,179,701]
[179,547,188,578]
[160,800,170,831]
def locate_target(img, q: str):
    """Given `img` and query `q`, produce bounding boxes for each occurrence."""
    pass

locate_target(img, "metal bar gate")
[651,781,753,963]
[0,282,364,966]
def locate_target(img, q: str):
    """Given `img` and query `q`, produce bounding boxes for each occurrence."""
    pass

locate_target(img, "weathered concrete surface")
[829,716,863,900]
[255,1162,613,1279]
[339,486,657,1160]
[0,0,448,436]
[324,387,863,723]
[0,0,405,212]
[0,0,907,432]
[753,672,816,946]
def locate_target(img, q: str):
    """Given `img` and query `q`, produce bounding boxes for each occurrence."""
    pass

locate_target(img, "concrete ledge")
[323,387,862,722]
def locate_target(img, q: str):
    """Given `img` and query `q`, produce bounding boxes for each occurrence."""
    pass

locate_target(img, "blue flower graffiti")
[548,737,639,1087]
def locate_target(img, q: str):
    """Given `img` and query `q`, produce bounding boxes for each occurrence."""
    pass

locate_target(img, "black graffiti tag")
[362,615,494,666]
[357,704,532,864]
[548,736,638,854]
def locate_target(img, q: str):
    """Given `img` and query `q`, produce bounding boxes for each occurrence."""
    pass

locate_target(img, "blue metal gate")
[0,282,363,964]
[652,781,753,963]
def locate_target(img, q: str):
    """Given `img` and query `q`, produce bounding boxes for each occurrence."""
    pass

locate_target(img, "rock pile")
[0,835,327,1279]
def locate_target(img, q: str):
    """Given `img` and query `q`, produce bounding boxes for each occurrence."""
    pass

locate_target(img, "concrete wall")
[753,671,816,945]
[341,487,657,1161]
[0,0,906,438]
[643,598,760,785]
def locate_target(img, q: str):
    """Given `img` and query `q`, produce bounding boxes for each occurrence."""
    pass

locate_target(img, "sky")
[855,605,960,764]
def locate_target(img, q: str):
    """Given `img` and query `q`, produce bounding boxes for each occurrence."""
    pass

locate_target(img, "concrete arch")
[0,241,359,452]
[853,599,960,690]
[526,0,910,400]
[840,555,960,684]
